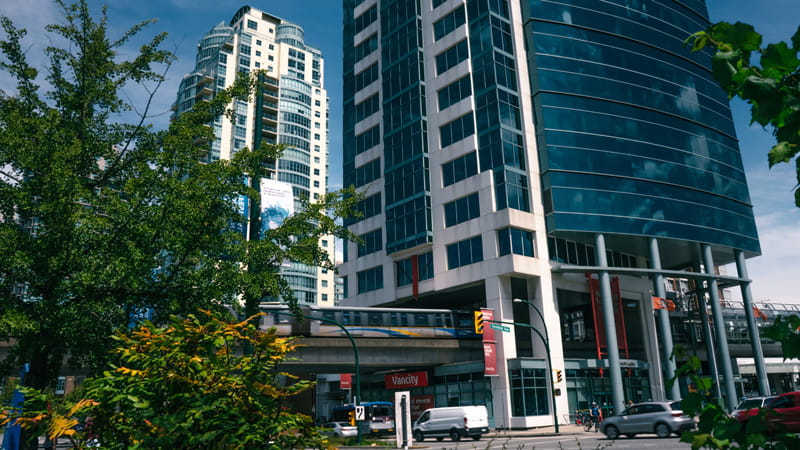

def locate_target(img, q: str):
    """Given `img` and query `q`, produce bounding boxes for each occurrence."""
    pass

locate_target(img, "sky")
[0,0,797,304]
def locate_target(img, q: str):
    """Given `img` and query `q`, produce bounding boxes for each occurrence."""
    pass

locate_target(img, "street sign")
[355,405,365,421]
[490,323,510,332]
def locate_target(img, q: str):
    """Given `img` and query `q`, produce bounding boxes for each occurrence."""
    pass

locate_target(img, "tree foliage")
[672,316,800,449]
[688,22,800,206]
[1,310,331,449]
[0,0,356,390]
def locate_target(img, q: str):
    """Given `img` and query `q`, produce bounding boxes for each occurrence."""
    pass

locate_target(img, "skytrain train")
[258,303,480,339]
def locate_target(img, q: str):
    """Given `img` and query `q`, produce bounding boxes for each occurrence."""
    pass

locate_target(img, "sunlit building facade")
[341,0,762,429]
[173,6,335,305]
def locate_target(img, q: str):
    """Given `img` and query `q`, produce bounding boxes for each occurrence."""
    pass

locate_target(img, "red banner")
[385,371,429,389]
[411,395,434,419]
[340,373,352,389]
[481,308,497,376]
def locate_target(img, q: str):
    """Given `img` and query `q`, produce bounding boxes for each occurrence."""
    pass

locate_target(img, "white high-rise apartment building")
[173,6,334,306]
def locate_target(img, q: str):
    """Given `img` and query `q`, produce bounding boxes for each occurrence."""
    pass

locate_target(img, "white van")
[412,405,490,442]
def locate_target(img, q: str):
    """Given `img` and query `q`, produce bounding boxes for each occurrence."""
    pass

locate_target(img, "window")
[435,39,469,75]
[446,236,483,269]
[444,193,480,227]
[355,125,380,155]
[497,227,535,257]
[355,158,381,187]
[357,229,382,257]
[395,252,434,286]
[321,280,328,287]
[354,33,378,62]
[354,4,378,34]
[432,0,447,7]
[442,152,478,186]
[438,75,472,111]
[322,239,328,247]
[510,368,549,416]
[350,193,382,223]
[440,113,474,148]
[433,5,466,41]
[357,266,383,293]
[247,19,258,30]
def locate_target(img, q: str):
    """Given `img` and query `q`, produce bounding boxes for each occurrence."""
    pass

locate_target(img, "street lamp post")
[268,309,361,441]
[512,298,559,433]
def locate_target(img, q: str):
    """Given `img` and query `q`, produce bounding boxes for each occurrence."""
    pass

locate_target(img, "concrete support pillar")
[594,234,625,415]
[693,263,722,402]
[735,250,770,396]
[648,238,681,400]
[701,245,737,411]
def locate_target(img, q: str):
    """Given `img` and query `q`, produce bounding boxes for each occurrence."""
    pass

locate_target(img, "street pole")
[268,309,361,442]
[493,307,559,435]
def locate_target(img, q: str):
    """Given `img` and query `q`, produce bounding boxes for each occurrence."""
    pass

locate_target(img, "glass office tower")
[173,6,335,305]
[341,0,761,428]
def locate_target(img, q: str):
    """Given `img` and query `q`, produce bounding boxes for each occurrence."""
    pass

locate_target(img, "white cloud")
[729,163,800,304]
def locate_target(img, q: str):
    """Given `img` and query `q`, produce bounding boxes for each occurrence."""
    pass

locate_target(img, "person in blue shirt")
[589,402,603,431]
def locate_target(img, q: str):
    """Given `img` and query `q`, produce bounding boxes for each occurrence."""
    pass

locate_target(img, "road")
[338,426,693,449]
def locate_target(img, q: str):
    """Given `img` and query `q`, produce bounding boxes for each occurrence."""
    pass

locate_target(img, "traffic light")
[555,369,563,383]
[348,410,355,426]
[474,310,484,334]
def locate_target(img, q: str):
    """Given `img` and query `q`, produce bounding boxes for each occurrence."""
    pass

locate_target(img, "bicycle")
[583,415,601,432]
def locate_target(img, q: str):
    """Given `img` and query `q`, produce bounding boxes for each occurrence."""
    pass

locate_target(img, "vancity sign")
[385,371,429,389]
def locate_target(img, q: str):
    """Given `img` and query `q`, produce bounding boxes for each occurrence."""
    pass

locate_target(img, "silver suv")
[600,401,695,439]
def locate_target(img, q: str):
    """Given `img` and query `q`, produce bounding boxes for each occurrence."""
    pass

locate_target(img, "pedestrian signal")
[555,369,563,383]
[474,311,484,334]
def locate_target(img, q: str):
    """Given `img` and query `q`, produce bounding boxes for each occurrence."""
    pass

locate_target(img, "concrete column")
[735,250,770,396]
[701,245,737,411]
[594,234,625,415]
[692,265,723,402]
[485,275,515,429]
[648,238,681,400]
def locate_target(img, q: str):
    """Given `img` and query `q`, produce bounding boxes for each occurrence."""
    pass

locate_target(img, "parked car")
[322,422,358,438]
[731,396,776,419]
[736,391,800,432]
[412,405,489,442]
[600,401,695,439]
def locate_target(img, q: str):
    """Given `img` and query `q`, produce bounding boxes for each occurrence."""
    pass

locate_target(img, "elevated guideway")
[277,336,484,374]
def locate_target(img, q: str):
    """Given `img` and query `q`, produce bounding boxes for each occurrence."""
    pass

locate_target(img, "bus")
[331,401,395,436]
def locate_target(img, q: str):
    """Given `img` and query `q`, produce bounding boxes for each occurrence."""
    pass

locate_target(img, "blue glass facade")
[524,0,760,255]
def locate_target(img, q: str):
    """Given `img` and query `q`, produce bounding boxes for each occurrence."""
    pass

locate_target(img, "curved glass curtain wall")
[525,0,760,254]
[277,75,317,303]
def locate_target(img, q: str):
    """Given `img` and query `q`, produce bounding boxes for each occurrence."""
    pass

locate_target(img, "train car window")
[434,314,444,327]
[269,312,291,324]
[322,310,336,322]
[342,311,351,325]
[389,312,399,326]
[414,313,429,326]
[353,311,362,325]
[445,314,453,327]
[368,312,382,325]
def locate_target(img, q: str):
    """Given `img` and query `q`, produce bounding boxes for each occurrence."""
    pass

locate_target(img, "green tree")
[1,310,330,449]
[0,0,355,396]
[688,22,800,206]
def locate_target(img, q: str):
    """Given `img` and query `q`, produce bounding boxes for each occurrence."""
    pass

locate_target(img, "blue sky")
[1,0,797,303]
